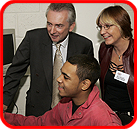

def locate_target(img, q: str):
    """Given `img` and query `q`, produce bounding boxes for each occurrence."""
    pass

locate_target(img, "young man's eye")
[64,75,68,80]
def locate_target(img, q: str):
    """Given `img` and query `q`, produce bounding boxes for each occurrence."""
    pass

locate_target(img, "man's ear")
[81,79,91,91]
[69,22,76,32]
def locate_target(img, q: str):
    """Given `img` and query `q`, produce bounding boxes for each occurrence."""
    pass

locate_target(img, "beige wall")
[3,3,134,115]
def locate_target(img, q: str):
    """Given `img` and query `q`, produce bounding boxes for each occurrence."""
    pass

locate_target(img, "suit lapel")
[67,33,77,59]
[40,31,53,92]
[40,32,78,92]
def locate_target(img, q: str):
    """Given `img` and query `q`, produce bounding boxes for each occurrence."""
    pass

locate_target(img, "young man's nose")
[57,74,62,83]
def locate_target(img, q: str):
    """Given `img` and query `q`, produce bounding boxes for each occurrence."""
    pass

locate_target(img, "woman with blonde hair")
[96,5,134,125]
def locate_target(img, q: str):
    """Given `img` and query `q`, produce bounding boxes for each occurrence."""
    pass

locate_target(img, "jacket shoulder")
[99,42,112,63]
[27,28,47,34]
[99,42,110,51]
[99,42,106,63]
[25,28,50,40]
[90,99,121,126]
[69,32,92,43]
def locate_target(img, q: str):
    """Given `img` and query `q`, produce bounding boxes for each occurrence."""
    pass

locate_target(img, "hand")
[3,104,8,111]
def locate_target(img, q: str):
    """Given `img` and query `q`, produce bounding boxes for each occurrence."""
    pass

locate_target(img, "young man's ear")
[81,79,91,91]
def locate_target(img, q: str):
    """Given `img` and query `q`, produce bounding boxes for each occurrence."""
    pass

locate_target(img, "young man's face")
[46,10,75,43]
[57,61,83,98]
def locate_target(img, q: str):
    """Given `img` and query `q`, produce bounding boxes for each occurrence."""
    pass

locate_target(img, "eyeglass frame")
[96,24,114,31]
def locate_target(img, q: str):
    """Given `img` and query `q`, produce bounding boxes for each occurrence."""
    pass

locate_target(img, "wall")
[3,3,134,115]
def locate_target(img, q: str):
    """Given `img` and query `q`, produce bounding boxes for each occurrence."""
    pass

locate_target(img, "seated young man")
[4,54,122,126]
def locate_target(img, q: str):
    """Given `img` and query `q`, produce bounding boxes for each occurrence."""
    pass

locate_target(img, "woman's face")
[99,21,123,45]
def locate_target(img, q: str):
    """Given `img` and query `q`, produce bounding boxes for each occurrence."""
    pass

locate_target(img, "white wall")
[3,3,134,115]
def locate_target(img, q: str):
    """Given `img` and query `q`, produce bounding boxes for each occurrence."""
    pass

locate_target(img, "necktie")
[51,43,62,108]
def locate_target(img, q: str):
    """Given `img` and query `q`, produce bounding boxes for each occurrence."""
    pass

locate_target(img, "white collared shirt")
[52,35,69,64]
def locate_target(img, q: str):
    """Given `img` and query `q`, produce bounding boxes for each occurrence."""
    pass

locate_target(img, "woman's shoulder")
[99,42,112,54]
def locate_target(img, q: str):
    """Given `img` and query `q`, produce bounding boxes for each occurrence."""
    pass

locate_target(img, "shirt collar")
[52,34,69,48]
[81,85,100,108]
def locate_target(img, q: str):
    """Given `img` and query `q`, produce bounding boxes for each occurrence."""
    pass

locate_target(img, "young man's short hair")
[68,54,100,87]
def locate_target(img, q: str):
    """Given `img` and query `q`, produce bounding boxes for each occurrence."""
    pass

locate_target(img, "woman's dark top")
[104,61,133,113]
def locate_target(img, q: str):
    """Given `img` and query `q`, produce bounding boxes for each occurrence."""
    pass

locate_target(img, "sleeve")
[3,31,30,107]
[4,112,43,126]
[92,109,122,126]
[4,105,62,126]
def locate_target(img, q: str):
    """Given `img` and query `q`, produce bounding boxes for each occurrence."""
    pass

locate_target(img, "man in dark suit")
[3,3,94,117]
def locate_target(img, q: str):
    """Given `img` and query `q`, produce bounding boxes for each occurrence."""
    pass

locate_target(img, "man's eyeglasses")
[96,24,114,31]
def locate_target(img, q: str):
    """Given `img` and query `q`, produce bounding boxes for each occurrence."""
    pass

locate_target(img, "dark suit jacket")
[3,28,94,116]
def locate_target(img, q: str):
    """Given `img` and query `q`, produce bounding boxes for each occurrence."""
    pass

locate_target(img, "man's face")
[46,10,75,43]
[57,61,83,98]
